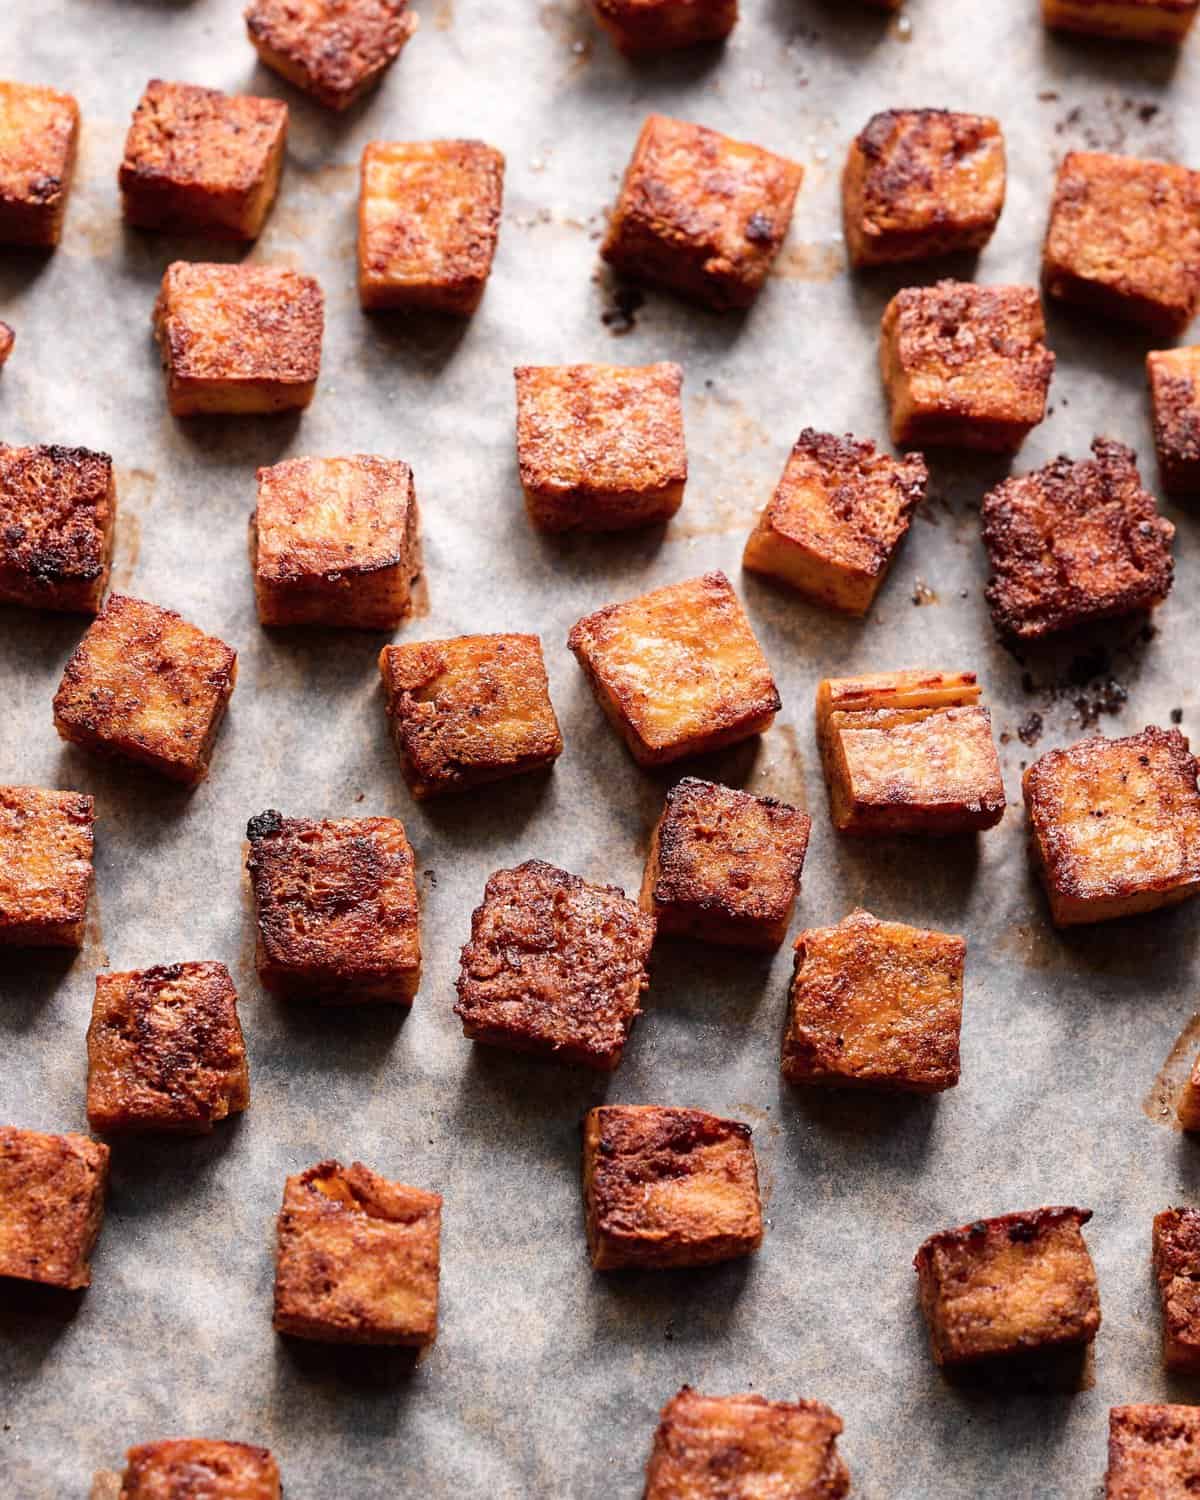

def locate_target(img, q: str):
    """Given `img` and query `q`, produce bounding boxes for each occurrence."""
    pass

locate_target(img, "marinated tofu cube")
[0,443,116,614]
[1148,347,1200,498]
[601,114,803,312]
[0,1125,109,1289]
[1178,1059,1200,1130]
[1044,0,1199,43]
[0,321,13,366]
[0,81,79,247]
[568,571,780,767]
[245,0,417,111]
[117,1441,281,1500]
[0,786,94,948]
[1106,1405,1200,1499]
[588,0,738,55]
[1154,1209,1200,1372]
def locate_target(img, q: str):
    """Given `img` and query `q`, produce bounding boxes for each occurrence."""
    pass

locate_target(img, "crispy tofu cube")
[588,0,738,55]
[53,593,237,786]
[0,443,115,614]
[880,280,1054,452]
[117,1441,280,1500]
[454,860,653,1070]
[379,634,563,798]
[1148,347,1200,498]
[1044,0,1198,43]
[1178,1058,1200,1129]
[153,261,324,417]
[568,571,780,767]
[742,429,926,615]
[601,114,803,312]
[245,0,417,111]
[273,1159,441,1346]
[1154,1209,1200,1372]
[514,362,687,533]
[0,786,94,948]
[0,81,79,247]
[246,811,421,1003]
[915,1207,1101,1367]
[1107,1406,1200,1499]
[0,1125,109,1289]
[1023,727,1200,926]
[0,321,13,366]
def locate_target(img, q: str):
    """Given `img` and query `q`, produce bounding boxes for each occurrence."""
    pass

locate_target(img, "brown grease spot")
[753,722,808,812]
[770,241,846,282]
[433,0,454,26]
[1143,1012,1200,1129]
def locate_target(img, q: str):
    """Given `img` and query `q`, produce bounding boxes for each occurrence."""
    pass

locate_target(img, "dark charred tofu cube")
[0,81,79,247]
[0,322,13,366]
[273,1159,441,1346]
[1045,0,1199,43]
[568,571,780,767]
[379,634,563,798]
[514,362,687,533]
[588,0,738,55]
[880,281,1054,452]
[1178,1059,1200,1130]
[245,0,417,111]
[153,261,324,417]
[246,812,421,1003]
[0,443,115,614]
[0,786,94,948]
[915,1207,1101,1367]
[600,114,803,312]
[52,593,237,786]
[1107,1405,1200,1499]
[742,429,926,615]
[1148,347,1200,498]
[1023,727,1200,926]
[1154,1209,1200,1372]
[0,1125,109,1289]
[454,860,653,1070]
[117,1441,281,1500]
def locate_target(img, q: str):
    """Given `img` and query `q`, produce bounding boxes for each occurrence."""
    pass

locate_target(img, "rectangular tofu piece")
[1044,0,1199,43]
[0,443,116,614]
[245,0,417,111]
[0,786,93,948]
[589,0,738,55]
[1148,346,1200,498]
[1154,1209,1200,1372]
[0,1126,109,1288]
[0,81,79,247]
[118,1441,281,1500]
[1107,1405,1200,1499]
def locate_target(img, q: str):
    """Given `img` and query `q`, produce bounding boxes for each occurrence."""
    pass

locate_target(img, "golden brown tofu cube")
[245,0,417,111]
[643,1387,849,1500]
[1107,1406,1200,1499]
[455,860,653,1070]
[568,571,780,767]
[782,909,964,1092]
[53,593,237,786]
[601,114,803,312]
[0,81,79,247]
[1044,0,1198,43]
[0,785,94,948]
[0,443,115,614]
[1179,1058,1200,1130]
[153,261,324,417]
[253,454,420,629]
[273,1159,441,1346]
[0,321,13,366]
[514,362,687,533]
[1023,727,1200,926]
[915,1207,1101,1367]
[246,811,421,1003]
[0,1125,109,1289]
[117,1441,280,1500]
[379,634,563,798]
[358,140,504,315]
[880,281,1054,452]
[588,0,738,56]
[742,429,926,615]
[1148,347,1200,498]
[1043,152,1200,336]
[1154,1209,1200,1372]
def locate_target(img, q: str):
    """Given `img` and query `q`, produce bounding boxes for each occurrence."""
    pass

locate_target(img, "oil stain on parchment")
[110,466,155,593]
[770,241,846,282]
[1144,1012,1200,1129]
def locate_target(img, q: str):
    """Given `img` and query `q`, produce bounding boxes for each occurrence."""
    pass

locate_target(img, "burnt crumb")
[1017,712,1044,747]
[246,809,284,841]
[1172,707,1184,724]
[1139,103,1160,123]
[423,868,438,888]
[911,579,938,606]
[1038,91,1060,103]
[1074,679,1128,729]
[601,280,644,335]
[1053,95,1172,156]
[1000,730,1012,745]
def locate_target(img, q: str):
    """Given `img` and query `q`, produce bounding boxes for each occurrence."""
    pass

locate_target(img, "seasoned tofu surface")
[0,81,79,246]
[245,0,417,110]
[0,443,115,614]
[119,1440,281,1500]
[1106,1405,1200,1500]
[1154,1209,1200,1372]
[1148,346,1200,497]
[1045,0,1199,40]
[0,785,94,947]
[589,0,738,56]
[0,1125,110,1289]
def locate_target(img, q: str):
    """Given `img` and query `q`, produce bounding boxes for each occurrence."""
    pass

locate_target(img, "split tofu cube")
[1178,1059,1200,1130]
[0,321,13,366]
[116,1441,281,1500]
[1154,1209,1200,1372]
[246,0,417,111]
[1044,0,1199,44]
[0,786,94,948]
[588,0,738,55]
[0,81,79,247]
[1148,347,1200,498]
[1106,1406,1200,1499]
[0,443,116,614]
[0,1125,109,1289]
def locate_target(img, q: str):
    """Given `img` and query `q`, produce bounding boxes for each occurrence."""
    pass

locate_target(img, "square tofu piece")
[880,281,1054,451]
[0,443,115,614]
[742,429,927,615]
[117,1441,280,1500]
[843,110,1006,269]
[0,1126,109,1289]
[0,81,79,247]
[252,454,420,629]
[153,261,324,417]
[245,0,417,112]
[1107,1406,1200,1499]
[1023,727,1200,926]
[454,860,653,1070]
[915,1207,1101,1367]
[246,812,421,1003]
[1044,0,1199,43]
[379,634,563,798]
[1148,347,1200,498]
[53,593,237,786]
[273,1159,441,1346]
[0,786,94,948]
[514,362,687,533]
[816,670,1006,836]
[601,114,803,312]
[568,571,780,767]
[588,0,738,55]
[1154,1209,1200,1372]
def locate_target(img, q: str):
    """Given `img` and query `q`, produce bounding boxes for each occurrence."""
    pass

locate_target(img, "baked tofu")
[1178,1059,1200,1130]
[0,321,13,366]
[1044,0,1199,43]
[273,1159,441,1346]
[1154,1209,1200,1372]
[0,81,79,247]
[1106,1406,1200,1499]
[454,860,653,1070]
[584,1105,763,1269]
[115,1441,281,1500]
[0,785,94,948]
[1023,727,1200,926]
[568,571,780,767]
[0,443,115,614]
[379,634,563,798]
[601,114,803,312]
[245,0,417,110]
[1148,347,1200,497]
[514,362,687,533]
[742,429,927,615]
[589,0,738,54]
[153,261,324,416]
[0,1126,109,1289]
[53,593,237,786]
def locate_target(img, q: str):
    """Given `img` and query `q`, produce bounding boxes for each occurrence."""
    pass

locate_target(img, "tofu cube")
[246,811,421,1003]
[379,634,563,798]
[0,786,94,948]
[1148,347,1200,498]
[273,1159,441,1346]
[454,860,653,1070]
[0,443,116,614]
[52,593,237,786]
[117,1441,280,1500]
[816,670,1006,836]
[583,1105,763,1269]
[915,1207,1101,1367]
[245,0,417,111]
[0,81,79,247]
[742,428,927,615]
[568,571,780,767]
[1107,1406,1200,1499]
[153,261,324,417]
[1044,0,1199,44]
[782,909,965,1092]
[1023,727,1200,926]
[1178,1059,1200,1130]
[0,321,13,366]
[358,140,504,315]
[0,1125,109,1289]
[252,454,420,629]
[640,777,811,950]
[601,114,803,312]
[514,362,687,533]
[1154,1209,1200,1372]
[880,280,1055,451]
[588,0,738,56]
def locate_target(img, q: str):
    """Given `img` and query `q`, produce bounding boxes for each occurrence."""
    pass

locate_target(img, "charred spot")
[247,808,285,842]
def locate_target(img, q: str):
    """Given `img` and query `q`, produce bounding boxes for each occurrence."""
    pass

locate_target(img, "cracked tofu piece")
[588,0,738,55]
[245,0,417,111]
[0,81,79,247]
[1148,346,1200,497]
[0,785,94,948]
[454,860,653,1070]
[115,1441,281,1500]
[1107,1405,1200,1499]
[568,571,780,767]
[601,114,803,311]
[0,1126,109,1289]
[1154,1209,1200,1372]
[0,443,115,614]
[1044,0,1199,42]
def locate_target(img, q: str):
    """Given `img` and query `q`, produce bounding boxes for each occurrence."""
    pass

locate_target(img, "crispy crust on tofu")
[119,1441,281,1500]
[0,81,79,247]
[589,0,738,55]
[245,0,417,111]
[1045,0,1198,44]
[1148,347,1200,498]
[0,443,115,614]
[0,1126,109,1289]
[1106,1405,1200,1499]
[0,785,94,948]
[1154,1209,1200,1372]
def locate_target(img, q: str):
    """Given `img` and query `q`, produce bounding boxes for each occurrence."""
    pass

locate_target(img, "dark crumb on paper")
[1171,707,1184,724]
[999,730,1011,745]
[355,792,364,803]
[246,808,284,841]
[1053,95,1172,155]
[1074,680,1128,729]
[423,868,438,888]
[601,281,644,335]
[1017,712,1044,747]
[1038,91,1060,103]
[911,579,938,606]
